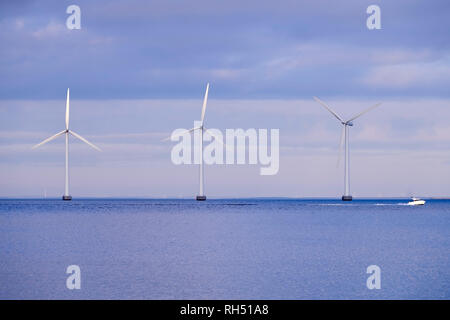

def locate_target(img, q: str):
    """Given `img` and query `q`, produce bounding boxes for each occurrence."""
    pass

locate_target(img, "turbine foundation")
[196,195,206,201]
[62,195,72,201]
[342,195,352,201]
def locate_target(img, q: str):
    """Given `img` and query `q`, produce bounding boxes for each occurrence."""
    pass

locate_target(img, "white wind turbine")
[313,97,382,201]
[165,83,213,201]
[32,88,101,200]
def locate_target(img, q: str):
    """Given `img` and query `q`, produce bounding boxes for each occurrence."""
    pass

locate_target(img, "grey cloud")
[1,0,449,98]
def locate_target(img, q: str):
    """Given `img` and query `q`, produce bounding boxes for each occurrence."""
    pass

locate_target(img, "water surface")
[0,198,448,299]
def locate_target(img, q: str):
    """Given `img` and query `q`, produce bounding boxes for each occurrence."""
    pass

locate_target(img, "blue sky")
[0,0,449,197]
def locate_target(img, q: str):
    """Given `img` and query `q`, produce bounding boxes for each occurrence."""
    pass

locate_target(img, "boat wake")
[375,203,409,206]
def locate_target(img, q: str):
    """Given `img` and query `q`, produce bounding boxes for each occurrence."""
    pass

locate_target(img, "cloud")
[1,1,450,98]
[31,20,66,39]
[361,57,450,88]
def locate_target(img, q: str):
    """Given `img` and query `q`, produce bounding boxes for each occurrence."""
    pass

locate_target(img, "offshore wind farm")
[0,0,449,302]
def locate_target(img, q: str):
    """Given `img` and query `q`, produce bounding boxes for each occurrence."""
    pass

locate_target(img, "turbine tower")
[32,88,101,200]
[313,97,381,201]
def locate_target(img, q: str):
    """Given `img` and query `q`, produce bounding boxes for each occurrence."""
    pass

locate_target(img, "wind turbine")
[32,88,101,200]
[196,83,209,201]
[164,83,212,201]
[313,97,381,201]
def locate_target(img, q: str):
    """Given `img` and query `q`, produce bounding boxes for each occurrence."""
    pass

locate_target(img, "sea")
[0,198,448,299]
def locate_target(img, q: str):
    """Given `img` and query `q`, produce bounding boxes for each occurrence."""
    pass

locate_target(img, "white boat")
[407,197,426,206]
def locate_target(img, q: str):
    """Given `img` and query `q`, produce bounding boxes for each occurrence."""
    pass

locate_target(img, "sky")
[0,0,449,198]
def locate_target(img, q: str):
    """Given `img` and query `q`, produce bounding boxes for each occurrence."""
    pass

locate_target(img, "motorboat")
[407,197,426,206]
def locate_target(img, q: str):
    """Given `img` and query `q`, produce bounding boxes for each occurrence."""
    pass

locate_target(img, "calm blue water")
[0,198,449,299]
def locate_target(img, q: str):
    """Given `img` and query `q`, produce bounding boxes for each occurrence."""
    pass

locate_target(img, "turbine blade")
[32,130,66,149]
[69,130,101,151]
[337,125,345,167]
[162,127,201,141]
[65,88,70,130]
[313,96,344,123]
[200,83,209,124]
[347,103,382,122]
